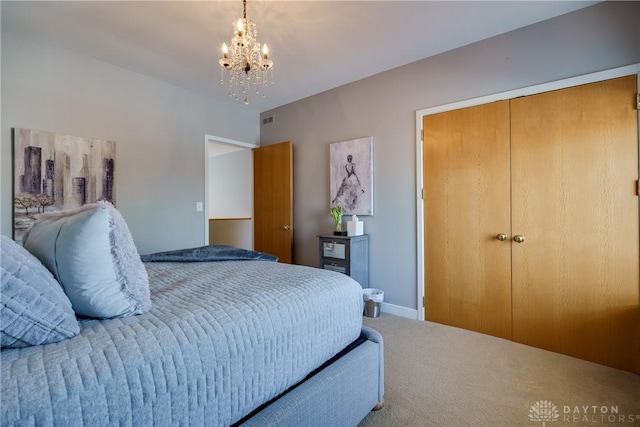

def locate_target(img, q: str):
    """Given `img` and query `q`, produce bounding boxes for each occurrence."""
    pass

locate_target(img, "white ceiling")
[2,1,599,112]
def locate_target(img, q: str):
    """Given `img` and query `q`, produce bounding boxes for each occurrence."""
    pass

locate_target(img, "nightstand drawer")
[323,242,346,259]
[322,262,347,274]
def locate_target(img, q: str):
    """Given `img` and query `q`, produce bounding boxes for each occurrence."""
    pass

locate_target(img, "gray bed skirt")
[240,326,384,427]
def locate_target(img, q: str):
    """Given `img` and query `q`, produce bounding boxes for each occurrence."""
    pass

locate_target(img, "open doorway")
[204,135,257,249]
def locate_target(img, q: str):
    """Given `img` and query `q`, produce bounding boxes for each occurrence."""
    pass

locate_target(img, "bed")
[1,203,384,426]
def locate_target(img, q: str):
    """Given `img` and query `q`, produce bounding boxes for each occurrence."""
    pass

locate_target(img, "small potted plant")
[330,205,346,236]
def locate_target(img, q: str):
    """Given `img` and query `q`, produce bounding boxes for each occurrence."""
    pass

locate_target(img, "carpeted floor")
[359,314,640,427]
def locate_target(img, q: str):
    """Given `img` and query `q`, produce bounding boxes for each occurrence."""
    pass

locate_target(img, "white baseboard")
[381,302,418,320]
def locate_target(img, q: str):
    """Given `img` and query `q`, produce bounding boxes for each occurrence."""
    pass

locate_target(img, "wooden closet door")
[423,101,512,339]
[511,76,640,373]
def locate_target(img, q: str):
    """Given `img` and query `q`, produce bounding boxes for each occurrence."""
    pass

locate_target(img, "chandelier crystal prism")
[219,0,273,105]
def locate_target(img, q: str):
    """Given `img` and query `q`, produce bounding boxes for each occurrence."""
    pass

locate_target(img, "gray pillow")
[1,234,80,348]
[23,201,151,319]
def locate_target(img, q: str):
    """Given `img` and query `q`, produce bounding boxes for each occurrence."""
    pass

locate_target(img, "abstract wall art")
[12,128,116,243]
[329,136,373,215]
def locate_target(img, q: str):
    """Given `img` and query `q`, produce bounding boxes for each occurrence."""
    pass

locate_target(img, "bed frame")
[2,235,385,426]
[239,326,384,426]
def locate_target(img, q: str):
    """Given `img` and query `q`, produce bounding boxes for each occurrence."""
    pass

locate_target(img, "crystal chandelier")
[219,0,273,105]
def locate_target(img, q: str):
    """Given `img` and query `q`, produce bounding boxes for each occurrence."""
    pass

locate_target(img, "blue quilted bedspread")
[1,261,363,426]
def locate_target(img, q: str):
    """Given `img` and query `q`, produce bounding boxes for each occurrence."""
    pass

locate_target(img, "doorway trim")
[204,134,258,246]
[415,63,640,321]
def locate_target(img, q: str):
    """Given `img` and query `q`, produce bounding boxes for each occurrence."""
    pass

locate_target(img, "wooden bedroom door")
[253,141,294,263]
[423,100,513,340]
[510,76,640,373]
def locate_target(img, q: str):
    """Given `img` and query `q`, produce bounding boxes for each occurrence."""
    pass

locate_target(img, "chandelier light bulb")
[222,43,229,57]
[236,19,244,36]
[262,44,269,59]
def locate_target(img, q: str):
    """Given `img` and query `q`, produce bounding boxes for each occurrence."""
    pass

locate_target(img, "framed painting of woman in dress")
[329,136,373,215]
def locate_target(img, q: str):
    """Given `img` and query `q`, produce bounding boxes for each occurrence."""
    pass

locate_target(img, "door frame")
[415,63,640,321]
[203,134,258,246]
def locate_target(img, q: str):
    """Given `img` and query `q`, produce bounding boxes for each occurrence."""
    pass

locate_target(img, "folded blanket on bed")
[140,244,278,263]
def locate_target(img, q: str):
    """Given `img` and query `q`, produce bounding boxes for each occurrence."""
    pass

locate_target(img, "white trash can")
[363,288,384,318]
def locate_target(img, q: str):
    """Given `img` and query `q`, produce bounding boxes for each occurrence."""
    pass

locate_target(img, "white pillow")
[23,202,151,319]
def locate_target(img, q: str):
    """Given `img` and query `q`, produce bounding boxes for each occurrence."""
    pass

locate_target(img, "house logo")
[529,400,560,426]
[528,400,640,424]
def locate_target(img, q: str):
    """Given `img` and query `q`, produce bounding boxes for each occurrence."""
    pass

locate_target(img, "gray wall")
[259,1,640,314]
[209,149,253,219]
[1,33,260,255]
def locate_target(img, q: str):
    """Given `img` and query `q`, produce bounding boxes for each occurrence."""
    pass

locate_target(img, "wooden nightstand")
[318,233,369,288]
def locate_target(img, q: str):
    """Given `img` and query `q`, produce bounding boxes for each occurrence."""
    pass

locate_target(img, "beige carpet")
[359,314,640,427]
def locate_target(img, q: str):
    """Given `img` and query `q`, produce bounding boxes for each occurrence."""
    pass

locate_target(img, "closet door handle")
[513,235,526,243]
[496,233,509,241]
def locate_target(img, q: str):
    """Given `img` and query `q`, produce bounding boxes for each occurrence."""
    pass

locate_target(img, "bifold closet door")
[510,76,640,373]
[423,101,512,340]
